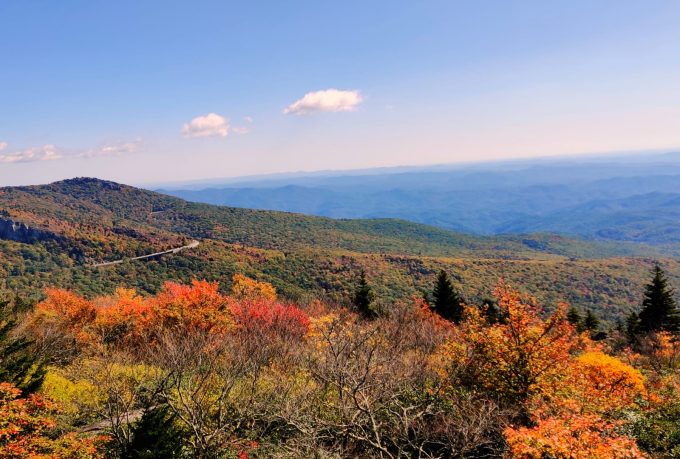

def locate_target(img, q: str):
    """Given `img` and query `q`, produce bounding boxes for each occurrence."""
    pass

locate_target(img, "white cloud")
[243,116,253,123]
[284,89,363,115]
[81,140,142,158]
[232,126,249,135]
[0,144,62,164]
[0,142,7,152]
[182,113,230,138]
[0,139,141,164]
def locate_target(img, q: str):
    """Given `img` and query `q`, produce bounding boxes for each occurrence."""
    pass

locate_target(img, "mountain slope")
[0,178,678,322]
[2,178,654,260]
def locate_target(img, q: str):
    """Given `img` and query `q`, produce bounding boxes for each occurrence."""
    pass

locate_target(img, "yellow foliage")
[41,359,162,425]
[574,351,646,410]
[230,273,277,301]
[42,368,102,418]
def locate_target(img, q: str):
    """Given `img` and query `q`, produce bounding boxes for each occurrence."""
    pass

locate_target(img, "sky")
[1,0,680,186]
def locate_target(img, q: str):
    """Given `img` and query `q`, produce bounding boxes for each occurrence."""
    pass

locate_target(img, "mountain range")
[158,152,680,249]
[1,177,678,323]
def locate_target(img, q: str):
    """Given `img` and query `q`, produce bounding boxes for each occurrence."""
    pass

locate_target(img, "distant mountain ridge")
[158,154,680,249]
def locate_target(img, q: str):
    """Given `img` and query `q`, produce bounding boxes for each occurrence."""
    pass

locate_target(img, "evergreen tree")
[626,312,641,344]
[584,309,600,333]
[567,307,585,333]
[432,270,463,324]
[639,265,680,334]
[352,270,375,319]
[0,298,45,393]
[125,405,185,458]
[615,319,625,333]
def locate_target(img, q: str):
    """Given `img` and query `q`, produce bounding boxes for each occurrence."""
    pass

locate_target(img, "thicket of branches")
[1,270,679,458]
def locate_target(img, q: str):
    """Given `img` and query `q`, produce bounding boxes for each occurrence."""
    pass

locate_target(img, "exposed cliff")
[0,218,58,244]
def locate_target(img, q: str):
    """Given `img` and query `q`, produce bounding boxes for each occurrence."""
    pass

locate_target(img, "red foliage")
[28,279,311,353]
[505,412,643,458]
[0,382,106,458]
[30,289,97,344]
[229,299,310,341]
[150,280,232,334]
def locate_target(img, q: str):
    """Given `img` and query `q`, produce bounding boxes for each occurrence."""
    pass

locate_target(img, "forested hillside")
[0,178,678,322]
[1,178,680,457]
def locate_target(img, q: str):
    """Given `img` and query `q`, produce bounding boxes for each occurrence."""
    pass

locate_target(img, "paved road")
[91,240,200,267]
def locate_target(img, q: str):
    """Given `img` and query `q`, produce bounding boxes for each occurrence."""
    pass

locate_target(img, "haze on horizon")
[2,0,680,187]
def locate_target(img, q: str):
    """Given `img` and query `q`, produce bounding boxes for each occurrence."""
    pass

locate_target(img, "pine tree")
[352,270,375,319]
[125,405,185,458]
[626,312,641,344]
[639,265,680,334]
[0,298,45,393]
[432,270,463,323]
[584,309,600,332]
[615,319,624,333]
[567,307,585,333]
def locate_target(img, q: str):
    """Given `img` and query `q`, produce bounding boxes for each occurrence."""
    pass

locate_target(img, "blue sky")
[1,0,680,186]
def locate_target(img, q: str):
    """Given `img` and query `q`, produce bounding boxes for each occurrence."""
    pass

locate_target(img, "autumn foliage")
[230,273,277,302]
[0,382,105,458]
[431,283,651,458]
[3,275,679,457]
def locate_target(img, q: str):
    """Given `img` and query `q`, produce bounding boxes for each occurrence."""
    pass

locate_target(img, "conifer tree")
[615,319,624,333]
[639,265,680,334]
[432,270,463,323]
[584,309,600,332]
[352,270,375,319]
[626,312,641,344]
[125,405,185,458]
[567,307,585,333]
[0,297,45,393]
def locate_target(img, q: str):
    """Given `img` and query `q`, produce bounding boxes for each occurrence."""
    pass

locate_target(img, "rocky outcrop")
[0,218,57,244]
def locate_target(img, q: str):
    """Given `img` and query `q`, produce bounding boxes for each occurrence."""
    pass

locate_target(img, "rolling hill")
[1,177,678,323]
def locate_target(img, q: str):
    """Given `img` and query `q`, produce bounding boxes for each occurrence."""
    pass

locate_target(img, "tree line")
[353,264,680,341]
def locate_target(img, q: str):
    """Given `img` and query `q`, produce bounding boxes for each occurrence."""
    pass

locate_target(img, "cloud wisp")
[81,140,142,158]
[0,144,62,164]
[0,140,142,164]
[182,113,230,138]
[232,126,250,135]
[284,89,363,115]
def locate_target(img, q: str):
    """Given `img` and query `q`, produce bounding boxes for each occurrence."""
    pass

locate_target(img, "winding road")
[91,240,200,267]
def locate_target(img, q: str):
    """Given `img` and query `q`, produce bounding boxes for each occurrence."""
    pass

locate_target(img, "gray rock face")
[0,218,56,243]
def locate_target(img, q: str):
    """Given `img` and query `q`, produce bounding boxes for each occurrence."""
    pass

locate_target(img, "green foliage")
[352,270,375,318]
[1,178,680,324]
[639,265,680,334]
[629,401,680,458]
[432,269,463,323]
[0,297,45,393]
[125,405,186,459]
[584,309,600,332]
[626,312,641,344]
[567,307,585,333]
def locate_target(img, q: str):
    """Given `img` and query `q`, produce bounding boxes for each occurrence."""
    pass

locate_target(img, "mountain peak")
[52,177,124,190]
